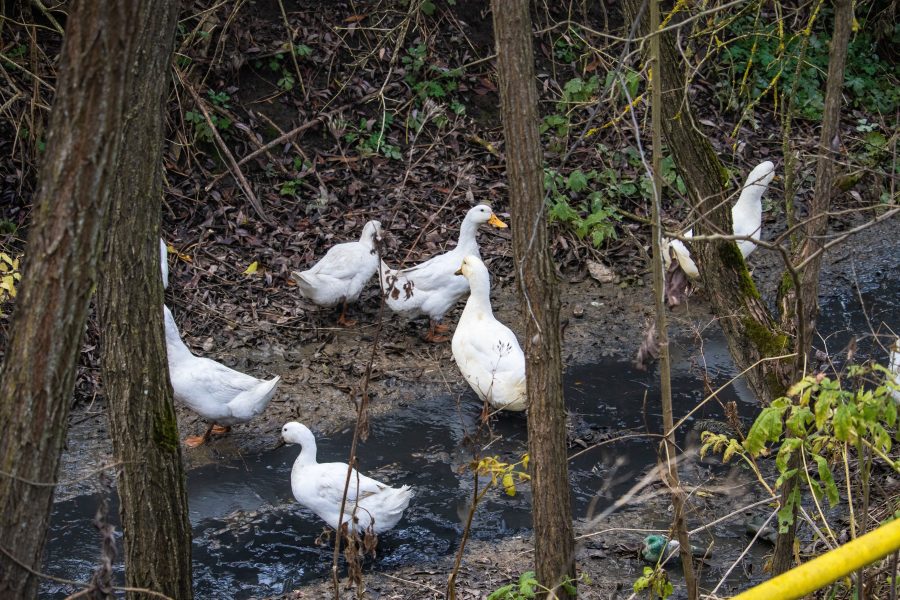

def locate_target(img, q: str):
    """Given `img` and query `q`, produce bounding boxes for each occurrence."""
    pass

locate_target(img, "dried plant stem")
[177,70,273,225]
[446,471,490,600]
[331,243,389,598]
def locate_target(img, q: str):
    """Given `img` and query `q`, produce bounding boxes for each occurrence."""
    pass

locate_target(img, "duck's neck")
[163,314,194,362]
[456,217,481,253]
[732,187,762,226]
[463,274,493,318]
[359,226,377,250]
[293,431,318,466]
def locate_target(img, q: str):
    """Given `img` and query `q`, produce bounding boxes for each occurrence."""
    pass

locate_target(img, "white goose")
[379,205,507,342]
[282,421,413,534]
[163,305,280,447]
[452,255,527,412]
[664,161,775,304]
[292,220,382,326]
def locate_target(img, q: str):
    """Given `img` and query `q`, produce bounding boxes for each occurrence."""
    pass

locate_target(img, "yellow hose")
[733,518,900,600]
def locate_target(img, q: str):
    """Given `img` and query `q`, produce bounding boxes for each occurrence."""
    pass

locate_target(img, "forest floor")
[0,0,897,598]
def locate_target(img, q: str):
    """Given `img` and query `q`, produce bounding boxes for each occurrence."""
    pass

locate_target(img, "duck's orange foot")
[211,425,231,435]
[184,435,207,448]
[424,320,450,343]
[423,331,450,343]
[337,313,357,327]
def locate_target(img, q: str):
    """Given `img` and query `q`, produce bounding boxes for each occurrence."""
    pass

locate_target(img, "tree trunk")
[622,0,792,405]
[0,3,136,596]
[491,1,576,596]
[771,0,853,576]
[95,2,192,599]
[649,1,697,596]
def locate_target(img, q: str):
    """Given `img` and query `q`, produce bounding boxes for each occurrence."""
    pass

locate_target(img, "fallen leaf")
[587,260,617,284]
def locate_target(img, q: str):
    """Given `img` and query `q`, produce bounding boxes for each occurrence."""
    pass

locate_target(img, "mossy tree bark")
[95,2,192,598]
[0,2,136,596]
[492,1,576,596]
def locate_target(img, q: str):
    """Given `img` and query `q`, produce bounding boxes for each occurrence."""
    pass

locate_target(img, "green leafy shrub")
[719,14,899,120]
[702,365,899,534]
[343,113,402,160]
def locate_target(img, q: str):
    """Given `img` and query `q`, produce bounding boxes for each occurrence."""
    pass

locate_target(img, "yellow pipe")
[733,518,900,600]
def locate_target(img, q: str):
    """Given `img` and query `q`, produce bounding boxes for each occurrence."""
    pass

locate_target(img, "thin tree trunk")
[648,1,697,596]
[772,0,853,576]
[492,1,576,596]
[0,2,135,596]
[95,2,192,598]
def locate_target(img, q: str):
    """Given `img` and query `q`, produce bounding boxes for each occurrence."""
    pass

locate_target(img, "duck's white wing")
[457,320,525,376]
[304,242,374,279]
[309,463,390,503]
[170,357,265,409]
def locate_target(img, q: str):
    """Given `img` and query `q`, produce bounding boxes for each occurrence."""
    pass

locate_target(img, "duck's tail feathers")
[374,485,413,529]
[228,376,281,421]
[291,271,316,297]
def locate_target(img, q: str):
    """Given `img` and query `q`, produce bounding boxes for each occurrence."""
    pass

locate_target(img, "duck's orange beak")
[488,213,508,228]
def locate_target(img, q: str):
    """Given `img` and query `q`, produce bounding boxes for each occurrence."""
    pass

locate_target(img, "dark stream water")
[41,274,897,598]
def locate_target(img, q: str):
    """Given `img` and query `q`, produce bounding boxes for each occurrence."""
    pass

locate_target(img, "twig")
[792,207,899,271]
[332,240,390,597]
[0,461,124,487]
[177,70,273,224]
[30,0,64,34]
[709,509,778,598]
[0,543,174,600]
[276,0,308,99]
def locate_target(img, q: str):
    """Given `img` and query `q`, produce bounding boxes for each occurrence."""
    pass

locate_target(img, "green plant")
[487,571,538,600]
[0,219,17,235]
[343,113,402,160]
[185,90,232,142]
[0,252,22,314]
[553,26,587,64]
[702,365,899,535]
[545,166,632,247]
[278,179,301,197]
[560,75,600,105]
[717,13,898,120]
[633,566,674,599]
[487,571,584,599]
[401,43,465,121]
[252,44,311,92]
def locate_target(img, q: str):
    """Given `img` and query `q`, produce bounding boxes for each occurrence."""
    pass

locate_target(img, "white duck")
[663,161,775,305]
[379,205,507,342]
[292,220,382,326]
[160,238,169,289]
[664,160,776,275]
[282,421,413,534]
[163,305,280,447]
[452,255,527,412]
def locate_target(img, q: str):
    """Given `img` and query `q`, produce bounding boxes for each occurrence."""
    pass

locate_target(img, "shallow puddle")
[41,275,898,598]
